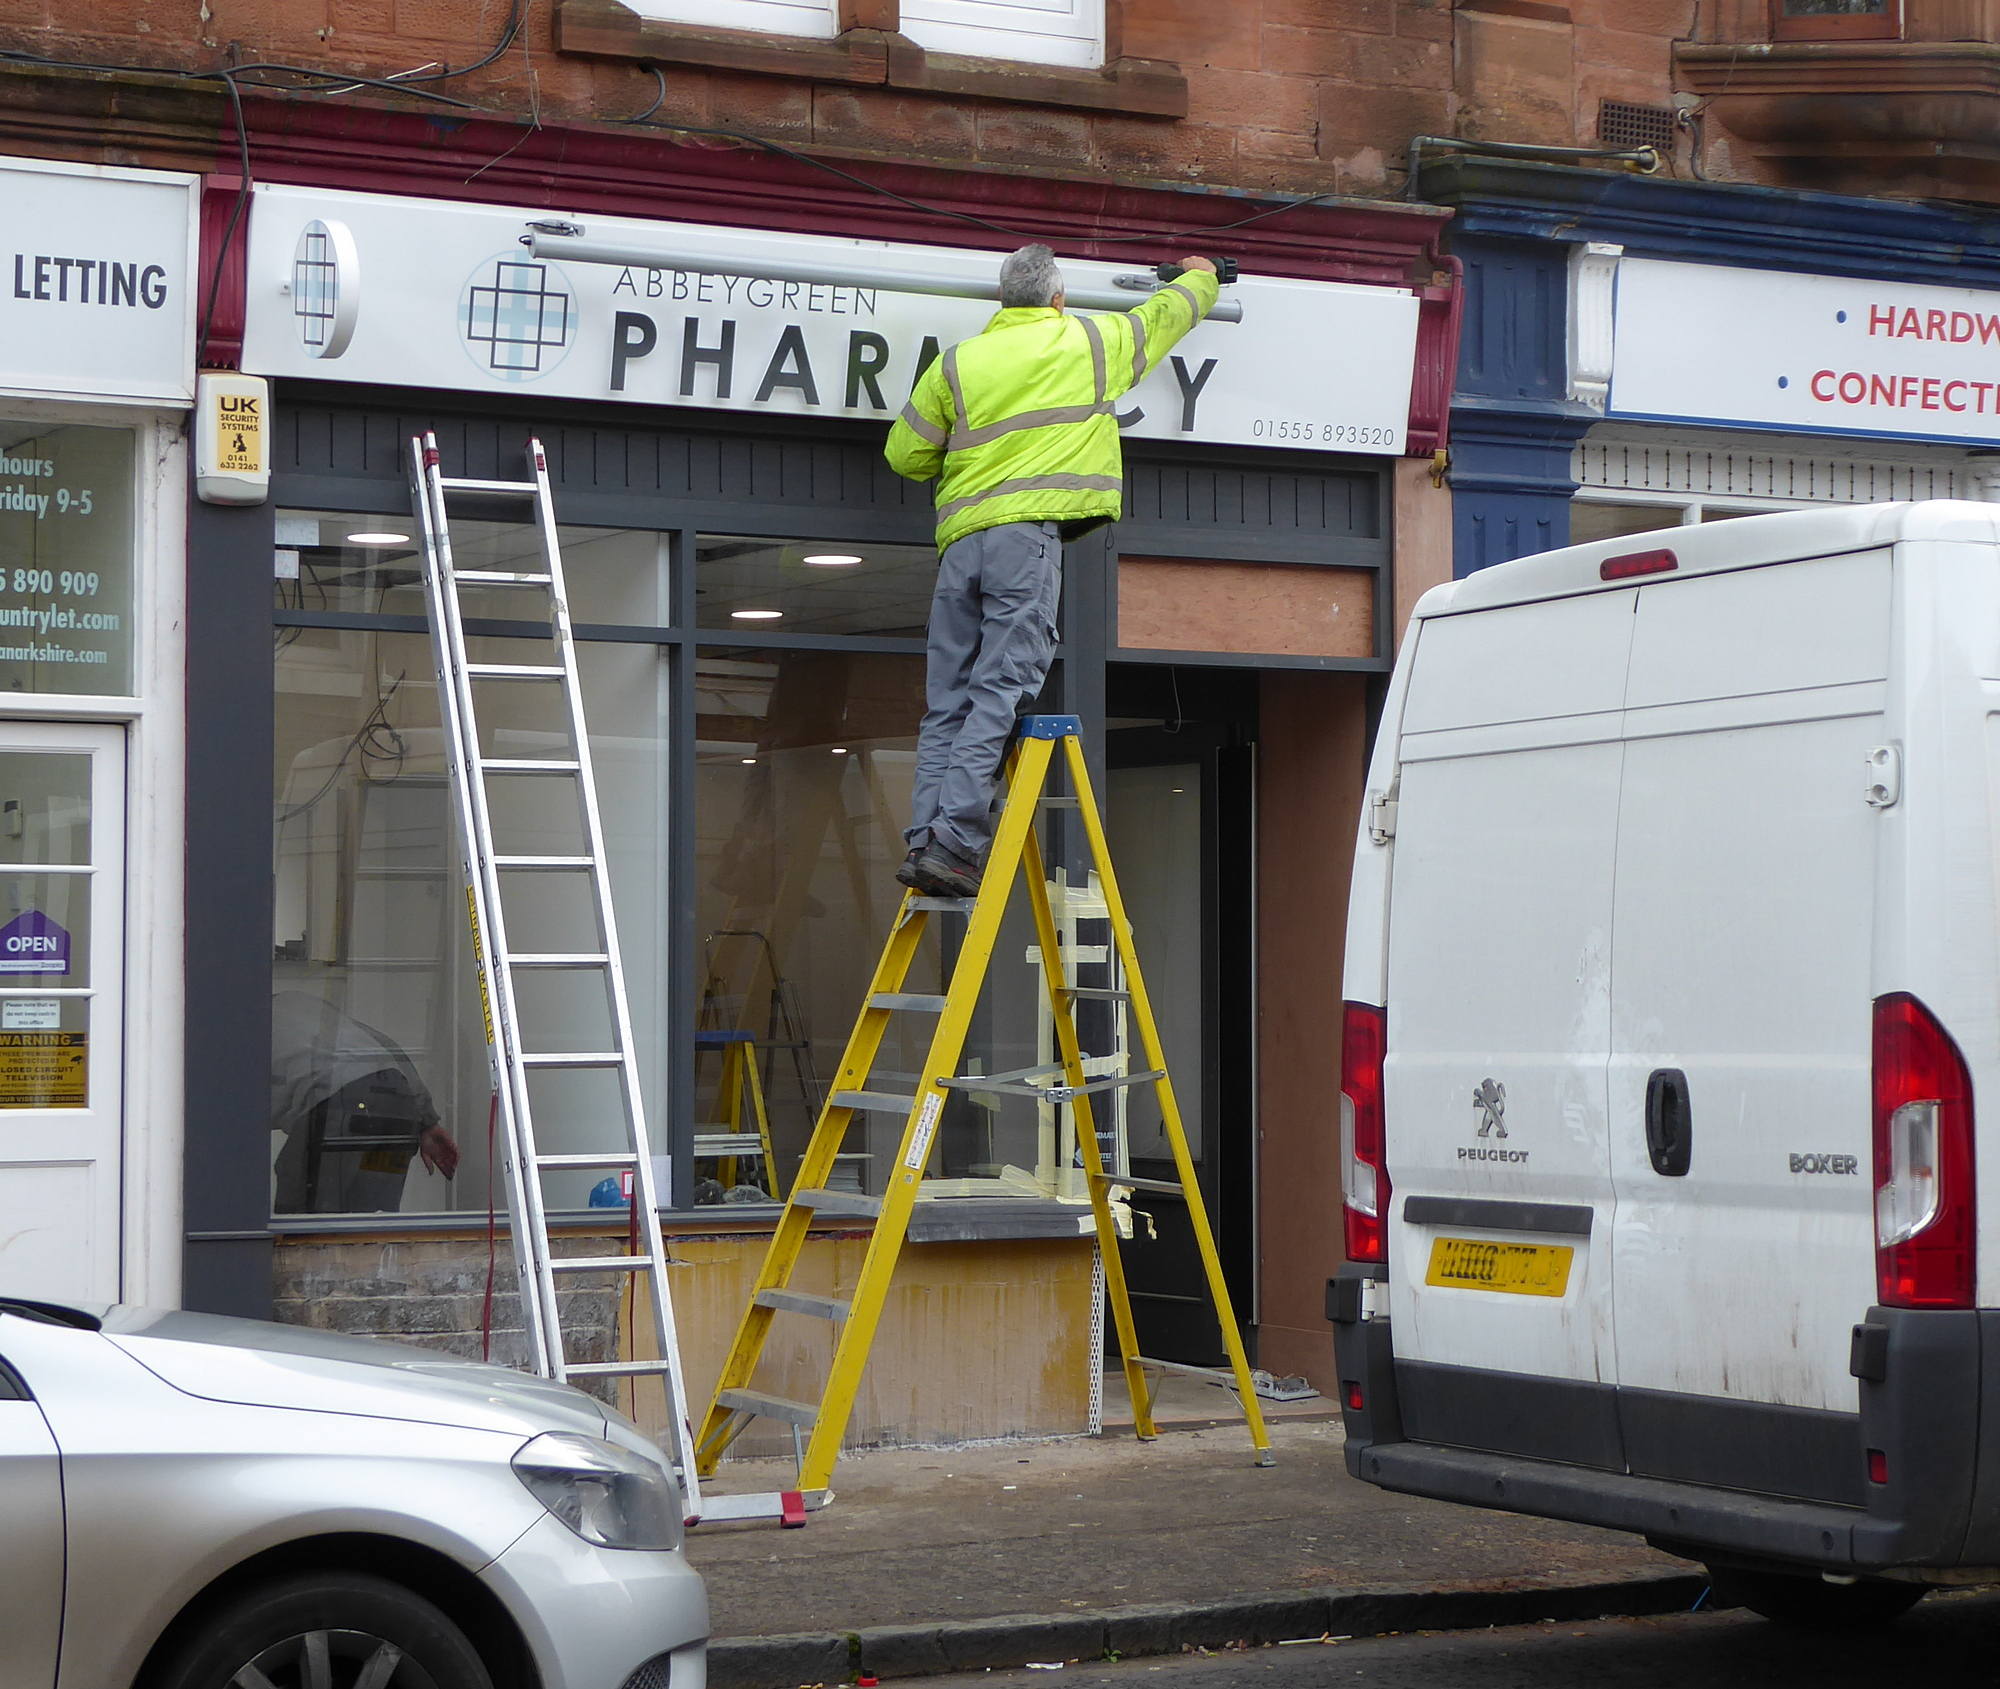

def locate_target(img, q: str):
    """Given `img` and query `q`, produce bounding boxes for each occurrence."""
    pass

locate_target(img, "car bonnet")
[97,1306,613,1440]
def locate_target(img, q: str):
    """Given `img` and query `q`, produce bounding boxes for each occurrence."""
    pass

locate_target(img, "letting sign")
[240,184,1423,456]
[0,159,199,407]
[1611,258,2000,446]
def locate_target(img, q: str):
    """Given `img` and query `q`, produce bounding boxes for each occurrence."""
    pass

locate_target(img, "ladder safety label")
[903,1092,943,1170]
[464,886,496,1044]
[0,1029,86,1108]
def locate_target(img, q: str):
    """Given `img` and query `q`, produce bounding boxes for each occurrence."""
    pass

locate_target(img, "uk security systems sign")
[0,158,200,407]
[1611,257,2000,445]
[240,184,1422,455]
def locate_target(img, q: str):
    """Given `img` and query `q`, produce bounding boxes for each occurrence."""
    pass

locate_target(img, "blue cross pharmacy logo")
[291,219,360,360]
[459,253,576,383]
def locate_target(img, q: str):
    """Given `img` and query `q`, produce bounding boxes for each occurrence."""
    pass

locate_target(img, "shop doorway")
[0,722,125,1302]
[1104,668,1256,1365]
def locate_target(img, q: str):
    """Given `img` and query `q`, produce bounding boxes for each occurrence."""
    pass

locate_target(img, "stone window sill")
[554,0,1187,119]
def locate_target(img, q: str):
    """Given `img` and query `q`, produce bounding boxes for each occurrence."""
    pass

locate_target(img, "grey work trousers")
[906,520,1062,863]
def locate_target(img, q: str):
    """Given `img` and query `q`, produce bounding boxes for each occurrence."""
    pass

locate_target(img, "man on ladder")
[885,244,1221,898]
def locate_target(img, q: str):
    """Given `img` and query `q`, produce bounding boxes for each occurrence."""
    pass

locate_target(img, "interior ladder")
[694,713,1274,1495]
[408,432,811,1527]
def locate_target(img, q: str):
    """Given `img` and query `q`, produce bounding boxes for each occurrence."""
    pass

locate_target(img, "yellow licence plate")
[1425,1236,1574,1297]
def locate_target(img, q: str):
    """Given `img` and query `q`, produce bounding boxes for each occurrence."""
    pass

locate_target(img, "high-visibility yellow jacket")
[884,270,1220,552]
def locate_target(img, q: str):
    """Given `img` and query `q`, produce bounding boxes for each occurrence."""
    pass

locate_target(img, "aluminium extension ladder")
[695,714,1274,1498]
[409,433,811,1526]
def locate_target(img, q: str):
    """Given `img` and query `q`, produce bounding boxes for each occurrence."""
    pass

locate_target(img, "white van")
[1332,501,2000,1628]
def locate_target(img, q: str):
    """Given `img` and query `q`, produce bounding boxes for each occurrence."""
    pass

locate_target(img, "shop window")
[1770,0,1900,39]
[622,0,838,37]
[272,531,671,1221]
[0,419,137,697]
[694,642,1111,1205]
[901,0,1106,70]
[272,505,1103,1218]
[696,534,936,636]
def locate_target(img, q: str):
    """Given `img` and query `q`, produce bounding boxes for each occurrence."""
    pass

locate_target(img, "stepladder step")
[1093,1171,1185,1196]
[792,1187,883,1218]
[693,1488,831,1527]
[717,1387,820,1427]
[868,992,949,1012]
[754,1288,850,1321]
[830,1088,918,1114]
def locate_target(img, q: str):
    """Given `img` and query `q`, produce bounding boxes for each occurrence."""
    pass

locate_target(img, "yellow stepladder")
[694,714,1273,1501]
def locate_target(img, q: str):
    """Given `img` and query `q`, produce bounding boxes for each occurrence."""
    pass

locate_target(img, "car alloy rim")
[232,1627,443,1689]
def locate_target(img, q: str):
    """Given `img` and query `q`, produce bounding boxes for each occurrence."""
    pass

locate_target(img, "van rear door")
[1607,550,1890,1505]
[1384,588,1635,1468]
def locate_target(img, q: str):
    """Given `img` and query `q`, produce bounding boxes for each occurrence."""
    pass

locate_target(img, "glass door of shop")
[1104,715,1256,1365]
[0,723,123,1301]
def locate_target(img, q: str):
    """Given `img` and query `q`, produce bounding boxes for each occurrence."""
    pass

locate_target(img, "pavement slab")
[688,1411,1700,1683]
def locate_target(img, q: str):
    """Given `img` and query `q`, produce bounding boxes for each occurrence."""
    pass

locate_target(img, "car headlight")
[512,1432,685,1551]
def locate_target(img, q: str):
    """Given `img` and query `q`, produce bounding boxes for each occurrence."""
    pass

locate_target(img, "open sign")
[0,909,70,975]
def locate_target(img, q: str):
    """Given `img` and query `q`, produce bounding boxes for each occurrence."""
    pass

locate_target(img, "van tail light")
[1341,1001,1390,1265]
[1872,992,1976,1309]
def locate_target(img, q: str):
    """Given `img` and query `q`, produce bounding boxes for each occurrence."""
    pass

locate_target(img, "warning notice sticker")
[0,1030,86,1107]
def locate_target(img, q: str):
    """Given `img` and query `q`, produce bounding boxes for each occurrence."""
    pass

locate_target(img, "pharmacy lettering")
[238,185,1425,456]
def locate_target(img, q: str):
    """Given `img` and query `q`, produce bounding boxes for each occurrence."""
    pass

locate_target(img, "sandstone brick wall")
[0,0,1705,202]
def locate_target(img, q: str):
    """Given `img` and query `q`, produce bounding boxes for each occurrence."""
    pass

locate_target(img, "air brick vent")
[1598,100,1676,151]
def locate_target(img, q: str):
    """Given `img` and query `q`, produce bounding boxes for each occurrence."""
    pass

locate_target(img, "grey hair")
[998,244,1064,309]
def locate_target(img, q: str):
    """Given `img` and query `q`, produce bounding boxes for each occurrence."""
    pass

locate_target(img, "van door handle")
[1645,1068,1692,1177]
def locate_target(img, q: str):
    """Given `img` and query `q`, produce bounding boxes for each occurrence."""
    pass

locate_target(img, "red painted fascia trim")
[209,91,1462,452]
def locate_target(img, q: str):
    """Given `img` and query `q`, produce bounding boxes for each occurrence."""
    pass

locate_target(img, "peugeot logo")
[1473,1078,1507,1139]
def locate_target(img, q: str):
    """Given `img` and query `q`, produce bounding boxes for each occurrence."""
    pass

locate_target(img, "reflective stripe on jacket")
[884,270,1220,552]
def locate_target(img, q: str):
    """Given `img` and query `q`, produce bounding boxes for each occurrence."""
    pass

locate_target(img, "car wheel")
[1707,1565,1927,1630]
[151,1570,495,1689]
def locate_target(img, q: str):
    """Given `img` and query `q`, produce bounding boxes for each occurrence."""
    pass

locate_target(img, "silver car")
[0,1297,708,1689]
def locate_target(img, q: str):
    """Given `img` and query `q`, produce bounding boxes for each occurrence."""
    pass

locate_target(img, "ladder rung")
[467,663,566,680]
[508,952,610,968]
[481,758,581,775]
[906,895,976,913]
[534,1151,639,1170]
[1060,986,1132,1002]
[455,569,553,586]
[868,993,949,1013]
[754,1288,851,1322]
[441,475,538,494]
[495,854,596,870]
[716,1387,819,1427]
[793,1187,882,1218]
[552,1254,648,1274]
[521,1051,624,1068]
[1039,795,1081,807]
[1092,1172,1184,1196]
[695,1133,766,1154]
[567,1359,679,1379]
[830,1088,917,1115]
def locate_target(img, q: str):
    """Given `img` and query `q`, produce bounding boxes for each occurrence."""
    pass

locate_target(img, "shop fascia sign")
[0,158,200,407]
[240,184,1421,455]
[1610,255,2000,446]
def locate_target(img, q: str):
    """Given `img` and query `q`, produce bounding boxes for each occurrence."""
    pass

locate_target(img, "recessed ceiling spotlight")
[346,531,412,546]
[731,608,784,620]
[802,553,863,567]
[740,757,757,765]
[830,746,849,755]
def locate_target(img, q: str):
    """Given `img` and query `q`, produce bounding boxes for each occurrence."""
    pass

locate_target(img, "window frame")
[1769,0,1902,42]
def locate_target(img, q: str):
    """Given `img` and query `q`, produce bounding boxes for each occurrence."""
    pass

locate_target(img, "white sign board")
[241,184,1420,455]
[0,159,200,407]
[1612,256,2000,447]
